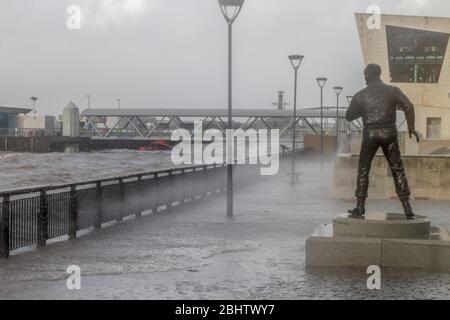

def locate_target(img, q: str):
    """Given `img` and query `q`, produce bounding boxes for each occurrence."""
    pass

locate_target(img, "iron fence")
[0,150,299,259]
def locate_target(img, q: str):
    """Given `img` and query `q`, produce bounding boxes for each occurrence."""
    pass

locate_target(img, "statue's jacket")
[345,79,415,131]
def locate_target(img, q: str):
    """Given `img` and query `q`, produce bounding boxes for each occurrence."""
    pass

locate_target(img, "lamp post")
[116,99,121,109]
[346,95,353,132]
[86,94,91,109]
[346,95,353,105]
[346,95,353,152]
[218,0,245,218]
[288,55,304,185]
[316,78,327,172]
[333,86,343,150]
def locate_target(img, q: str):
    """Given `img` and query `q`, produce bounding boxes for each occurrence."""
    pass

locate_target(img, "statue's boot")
[347,197,365,218]
[401,199,415,220]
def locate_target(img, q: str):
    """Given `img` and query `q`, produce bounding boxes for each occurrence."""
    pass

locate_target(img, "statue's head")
[364,64,382,85]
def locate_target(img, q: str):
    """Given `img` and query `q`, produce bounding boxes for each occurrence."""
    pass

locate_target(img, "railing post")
[1,194,10,259]
[69,185,78,239]
[37,190,48,247]
[166,172,174,212]
[94,181,103,229]
[182,170,193,204]
[152,174,159,214]
[136,176,143,218]
[214,164,222,194]
[180,169,188,205]
[117,178,125,222]
[203,165,210,198]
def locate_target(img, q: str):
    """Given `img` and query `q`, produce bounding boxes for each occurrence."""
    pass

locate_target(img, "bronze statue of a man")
[346,64,420,220]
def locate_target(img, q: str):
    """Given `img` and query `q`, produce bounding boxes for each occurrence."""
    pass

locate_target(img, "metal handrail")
[0,163,222,197]
[0,149,302,258]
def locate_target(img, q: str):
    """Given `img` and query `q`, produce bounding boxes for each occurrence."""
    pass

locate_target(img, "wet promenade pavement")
[1,158,450,299]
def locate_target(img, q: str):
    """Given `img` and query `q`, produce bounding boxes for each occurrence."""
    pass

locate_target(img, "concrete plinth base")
[305,212,450,271]
[333,212,430,239]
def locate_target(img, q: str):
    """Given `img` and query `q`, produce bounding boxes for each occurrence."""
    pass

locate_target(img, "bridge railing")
[0,150,301,259]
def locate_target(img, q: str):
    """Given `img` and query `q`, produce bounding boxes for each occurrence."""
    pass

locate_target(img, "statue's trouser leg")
[380,132,411,201]
[380,131,414,218]
[355,131,380,200]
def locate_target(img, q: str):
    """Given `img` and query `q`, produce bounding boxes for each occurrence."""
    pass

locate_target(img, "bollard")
[94,181,103,229]
[69,185,78,239]
[0,194,10,259]
[37,190,48,247]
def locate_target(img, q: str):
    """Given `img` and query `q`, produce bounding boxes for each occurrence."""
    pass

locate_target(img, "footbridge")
[80,107,361,140]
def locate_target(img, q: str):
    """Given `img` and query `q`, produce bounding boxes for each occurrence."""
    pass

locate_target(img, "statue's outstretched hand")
[409,129,420,143]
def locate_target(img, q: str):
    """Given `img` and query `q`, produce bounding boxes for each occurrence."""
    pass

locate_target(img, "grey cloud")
[0,0,449,116]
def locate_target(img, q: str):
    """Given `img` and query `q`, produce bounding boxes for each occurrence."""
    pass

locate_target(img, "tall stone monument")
[62,101,80,152]
[62,101,80,137]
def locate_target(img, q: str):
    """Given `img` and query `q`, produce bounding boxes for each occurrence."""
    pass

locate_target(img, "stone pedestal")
[333,213,430,239]
[306,212,450,270]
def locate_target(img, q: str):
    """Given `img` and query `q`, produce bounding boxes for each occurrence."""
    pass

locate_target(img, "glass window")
[386,25,449,83]
[0,112,9,128]
[426,117,441,139]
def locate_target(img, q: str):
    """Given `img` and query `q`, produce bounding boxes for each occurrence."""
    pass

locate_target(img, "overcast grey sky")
[0,0,449,116]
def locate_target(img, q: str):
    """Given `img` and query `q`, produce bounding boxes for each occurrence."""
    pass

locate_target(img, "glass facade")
[0,112,8,128]
[426,117,442,139]
[386,25,449,83]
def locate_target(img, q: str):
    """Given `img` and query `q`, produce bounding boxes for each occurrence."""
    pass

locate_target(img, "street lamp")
[316,77,327,172]
[346,95,353,105]
[333,86,343,149]
[345,95,353,151]
[86,94,91,109]
[116,99,121,109]
[218,0,245,218]
[288,54,304,185]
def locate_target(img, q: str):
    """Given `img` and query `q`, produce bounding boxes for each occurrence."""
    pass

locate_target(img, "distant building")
[0,105,56,136]
[355,13,450,141]
[0,106,31,135]
[12,115,57,136]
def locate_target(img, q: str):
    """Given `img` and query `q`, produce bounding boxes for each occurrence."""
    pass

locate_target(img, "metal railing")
[0,164,228,258]
[0,150,302,259]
